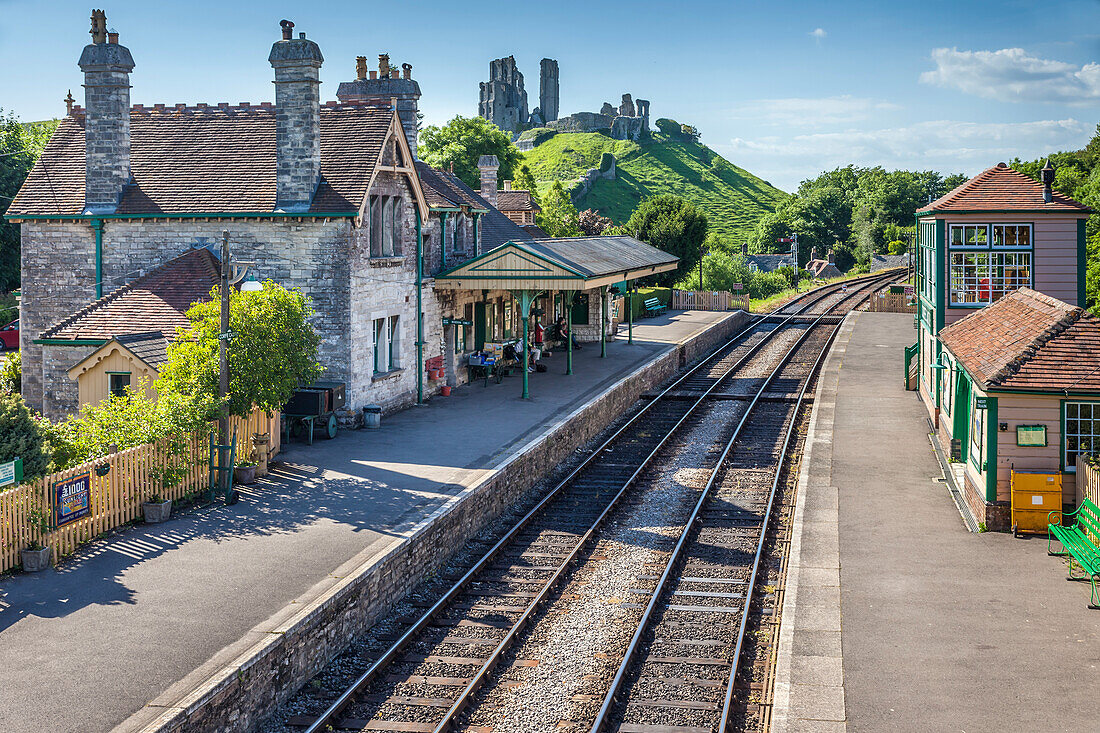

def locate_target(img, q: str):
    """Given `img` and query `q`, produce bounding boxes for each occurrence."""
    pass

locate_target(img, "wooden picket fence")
[0,408,279,573]
[1078,455,1100,506]
[672,289,749,312]
[868,290,917,313]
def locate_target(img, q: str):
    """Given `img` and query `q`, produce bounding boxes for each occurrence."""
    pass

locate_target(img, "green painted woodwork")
[1047,497,1100,607]
[984,395,998,502]
[92,218,104,299]
[934,219,946,332]
[33,338,107,346]
[955,373,971,463]
[474,301,487,351]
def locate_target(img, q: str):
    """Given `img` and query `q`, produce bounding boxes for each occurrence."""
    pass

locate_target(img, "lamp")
[240,273,263,292]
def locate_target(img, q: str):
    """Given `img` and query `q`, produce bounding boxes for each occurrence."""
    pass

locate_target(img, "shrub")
[655,118,680,136]
[887,239,907,255]
[747,270,790,300]
[599,152,615,173]
[0,392,49,479]
[0,350,19,393]
[578,209,612,236]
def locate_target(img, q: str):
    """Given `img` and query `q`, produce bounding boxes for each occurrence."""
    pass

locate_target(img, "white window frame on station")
[948,223,1033,307]
[1064,400,1100,472]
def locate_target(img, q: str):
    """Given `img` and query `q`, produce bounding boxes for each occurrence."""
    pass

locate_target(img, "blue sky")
[1,0,1098,191]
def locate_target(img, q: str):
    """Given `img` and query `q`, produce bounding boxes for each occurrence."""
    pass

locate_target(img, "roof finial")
[64,90,75,115]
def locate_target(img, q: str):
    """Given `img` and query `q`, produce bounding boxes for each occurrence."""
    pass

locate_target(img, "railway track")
[282,271,899,733]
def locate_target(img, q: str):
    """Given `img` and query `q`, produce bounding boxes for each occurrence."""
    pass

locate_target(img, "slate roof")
[415,161,532,251]
[8,102,395,217]
[115,332,172,368]
[920,163,1091,214]
[939,288,1100,393]
[871,253,911,272]
[745,254,794,273]
[41,247,219,341]
[492,190,540,212]
[522,236,679,278]
[806,259,843,279]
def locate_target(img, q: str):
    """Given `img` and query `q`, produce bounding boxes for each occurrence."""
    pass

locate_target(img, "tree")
[419,116,522,191]
[625,194,708,287]
[159,282,322,422]
[513,164,540,207]
[0,392,49,480]
[578,209,612,236]
[537,181,580,237]
[1,110,58,292]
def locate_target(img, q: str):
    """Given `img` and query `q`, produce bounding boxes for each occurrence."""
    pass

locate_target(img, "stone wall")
[132,309,749,733]
[547,112,612,133]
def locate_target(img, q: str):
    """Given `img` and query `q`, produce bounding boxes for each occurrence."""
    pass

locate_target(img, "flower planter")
[440,385,452,397]
[21,546,51,572]
[234,465,257,485]
[142,499,172,524]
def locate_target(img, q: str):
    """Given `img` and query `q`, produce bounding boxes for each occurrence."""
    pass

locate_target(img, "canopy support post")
[564,289,574,376]
[628,283,634,345]
[515,290,535,399]
[600,285,607,358]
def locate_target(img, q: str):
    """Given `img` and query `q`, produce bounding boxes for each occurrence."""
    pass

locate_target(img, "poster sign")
[974,396,988,411]
[55,472,91,526]
[0,457,22,488]
[730,283,743,291]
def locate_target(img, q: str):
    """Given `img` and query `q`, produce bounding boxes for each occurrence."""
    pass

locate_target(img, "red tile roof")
[8,103,394,217]
[41,248,219,341]
[921,163,1091,214]
[940,288,1100,393]
[491,190,540,212]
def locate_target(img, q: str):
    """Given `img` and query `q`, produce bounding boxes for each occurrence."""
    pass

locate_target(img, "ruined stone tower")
[337,54,423,158]
[269,20,323,211]
[539,58,559,123]
[78,9,135,214]
[478,56,528,133]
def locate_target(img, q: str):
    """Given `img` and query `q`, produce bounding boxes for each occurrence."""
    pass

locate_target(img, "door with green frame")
[953,373,971,462]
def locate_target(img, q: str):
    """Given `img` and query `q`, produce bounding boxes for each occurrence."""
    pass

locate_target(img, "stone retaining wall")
[134,310,750,733]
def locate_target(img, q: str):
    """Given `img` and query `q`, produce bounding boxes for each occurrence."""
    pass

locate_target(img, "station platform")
[0,309,740,733]
[774,312,1100,733]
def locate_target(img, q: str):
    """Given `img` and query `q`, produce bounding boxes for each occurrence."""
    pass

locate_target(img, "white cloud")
[716,118,1089,191]
[920,47,1100,104]
[810,28,826,42]
[730,95,901,127]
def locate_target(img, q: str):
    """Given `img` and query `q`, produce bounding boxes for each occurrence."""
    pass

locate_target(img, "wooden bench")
[1048,496,1100,608]
[643,297,666,317]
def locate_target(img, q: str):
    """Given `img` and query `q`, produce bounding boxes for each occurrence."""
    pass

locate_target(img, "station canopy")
[433,235,679,291]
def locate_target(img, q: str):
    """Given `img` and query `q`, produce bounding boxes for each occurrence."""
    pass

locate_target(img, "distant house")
[491,184,541,228]
[805,248,843,279]
[871,253,912,272]
[738,243,794,273]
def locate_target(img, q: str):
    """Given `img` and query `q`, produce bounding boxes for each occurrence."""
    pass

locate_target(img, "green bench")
[643,297,666,317]
[1048,497,1100,608]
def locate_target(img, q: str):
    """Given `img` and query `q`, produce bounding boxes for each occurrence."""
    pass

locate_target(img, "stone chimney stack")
[1041,159,1055,204]
[268,20,323,212]
[78,9,135,214]
[478,155,499,208]
[336,56,421,158]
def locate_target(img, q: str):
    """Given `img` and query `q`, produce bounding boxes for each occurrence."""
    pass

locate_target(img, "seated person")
[552,316,582,349]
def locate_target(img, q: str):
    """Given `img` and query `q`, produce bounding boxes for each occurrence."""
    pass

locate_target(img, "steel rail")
[588,274,887,733]
[301,277,856,733]
[716,272,885,731]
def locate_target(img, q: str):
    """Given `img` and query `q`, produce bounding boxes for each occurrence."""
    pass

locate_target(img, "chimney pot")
[402,62,412,79]
[64,90,75,115]
[369,70,377,80]
[356,56,368,80]
[503,180,512,190]
[90,9,107,44]
[107,29,118,44]
[280,19,294,40]
[299,32,306,39]
[1041,159,1055,204]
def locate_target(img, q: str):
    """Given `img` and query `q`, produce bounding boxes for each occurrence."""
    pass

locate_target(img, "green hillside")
[521,131,787,241]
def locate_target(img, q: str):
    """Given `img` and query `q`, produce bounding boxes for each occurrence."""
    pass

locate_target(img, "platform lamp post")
[215,231,263,503]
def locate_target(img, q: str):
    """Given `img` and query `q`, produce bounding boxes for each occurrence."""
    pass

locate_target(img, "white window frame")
[1064,401,1100,473]
[388,315,399,370]
[374,317,388,374]
[948,223,1033,307]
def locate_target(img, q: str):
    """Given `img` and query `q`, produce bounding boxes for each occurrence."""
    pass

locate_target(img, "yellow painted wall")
[70,345,158,410]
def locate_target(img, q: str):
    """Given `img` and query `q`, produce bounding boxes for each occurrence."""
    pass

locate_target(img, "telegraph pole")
[219,231,231,493]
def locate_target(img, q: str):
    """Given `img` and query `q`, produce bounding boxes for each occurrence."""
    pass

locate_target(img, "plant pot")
[440,385,451,397]
[142,499,172,524]
[21,546,51,572]
[234,465,257,485]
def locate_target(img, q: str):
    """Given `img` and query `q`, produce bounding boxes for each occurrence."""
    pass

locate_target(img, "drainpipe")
[416,210,424,405]
[91,218,104,298]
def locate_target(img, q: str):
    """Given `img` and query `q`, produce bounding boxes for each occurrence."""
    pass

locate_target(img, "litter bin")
[362,404,382,430]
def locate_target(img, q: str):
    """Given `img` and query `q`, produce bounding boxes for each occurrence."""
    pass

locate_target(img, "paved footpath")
[775,311,1100,733]
[0,310,734,733]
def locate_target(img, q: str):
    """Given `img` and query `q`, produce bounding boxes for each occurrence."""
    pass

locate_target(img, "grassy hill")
[521,131,787,241]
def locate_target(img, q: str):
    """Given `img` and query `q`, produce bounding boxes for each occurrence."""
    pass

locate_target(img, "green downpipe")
[92,218,104,298]
[416,210,424,405]
[985,396,998,503]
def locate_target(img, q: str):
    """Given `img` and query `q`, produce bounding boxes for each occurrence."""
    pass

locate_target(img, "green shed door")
[571,293,590,325]
[954,375,971,462]
[474,302,487,350]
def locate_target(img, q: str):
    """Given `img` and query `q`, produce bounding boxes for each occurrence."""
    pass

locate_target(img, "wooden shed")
[67,332,167,408]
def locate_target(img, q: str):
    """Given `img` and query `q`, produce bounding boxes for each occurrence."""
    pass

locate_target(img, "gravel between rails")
[457,399,748,733]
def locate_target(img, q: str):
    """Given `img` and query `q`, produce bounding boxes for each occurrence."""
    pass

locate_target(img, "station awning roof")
[433,236,679,291]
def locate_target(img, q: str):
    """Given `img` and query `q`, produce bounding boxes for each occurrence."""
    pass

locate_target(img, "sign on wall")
[55,472,91,526]
[974,396,988,410]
